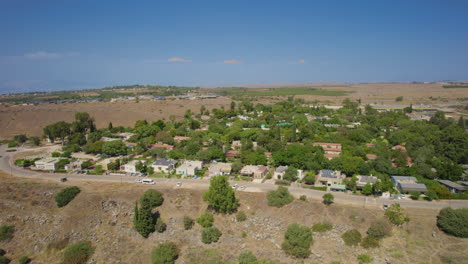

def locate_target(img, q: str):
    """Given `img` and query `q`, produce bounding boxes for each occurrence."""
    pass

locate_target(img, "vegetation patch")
[367,218,392,240]
[267,186,294,207]
[201,227,222,244]
[437,207,468,238]
[62,241,94,264]
[183,216,194,230]
[311,222,333,232]
[151,242,179,264]
[55,186,81,207]
[236,211,247,222]
[203,175,239,214]
[197,211,214,228]
[0,225,14,242]
[281,223,313,258]
[341,229,362,246]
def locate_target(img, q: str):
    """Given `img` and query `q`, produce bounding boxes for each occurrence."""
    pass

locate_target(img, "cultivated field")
[0,173,467,264]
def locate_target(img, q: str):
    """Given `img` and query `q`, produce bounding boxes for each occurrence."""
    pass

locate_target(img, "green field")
[215,87,351,96]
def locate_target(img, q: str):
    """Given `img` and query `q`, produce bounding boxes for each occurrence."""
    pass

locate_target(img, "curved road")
[1,144,467,210]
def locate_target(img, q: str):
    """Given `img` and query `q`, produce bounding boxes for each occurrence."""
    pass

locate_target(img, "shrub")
[395,96,404,102]
[183,216,194,230]
[156,218,167,233]
[361,236,380,248]
[0,225,14,242]
[201,227,222,244]
[151,242,179,264]
[341,229,362,246]
[236,211,247,222]
[197,211,214,228]
[357,254,373,264]
[18,256,31,264]
[55,186,81,208]
[267,186,294,207]
[437,208,468,238]
[409,191,420,200]
[7,141,17,148]
[203,175,239,214]
[238,251,257,264]
[0,249,4,256]
[62,241,94,264]
[367,218,392,240]
[242,231,247,238]
[281,223,313,258]
[311,222,333,232]
[141,189,164,208]
[299,195,307,201]
[322,193,334,205]
[425,190,439,201]
[303,174,315,185]
[0,256,10,264]
[385,204,409,225]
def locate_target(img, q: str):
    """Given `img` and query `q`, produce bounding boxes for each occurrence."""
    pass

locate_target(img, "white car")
[134,179,142,183]
[232,184,239,190]
[176,182,182,187]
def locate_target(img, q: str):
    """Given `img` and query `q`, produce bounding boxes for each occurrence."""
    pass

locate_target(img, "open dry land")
[1,83,467,139]
[0,173,467,264]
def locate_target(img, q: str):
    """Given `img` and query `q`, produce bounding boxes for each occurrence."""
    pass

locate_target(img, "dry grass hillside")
[0,173,467,264]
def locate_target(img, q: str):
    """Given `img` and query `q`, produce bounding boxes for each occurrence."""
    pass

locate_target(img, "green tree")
[267,186,294,207]
[102,141,127,156]
[281,223,313,258]
[151,242,179,264]
[183,216,194,230]
[437,208,468,238]
[322,193,334,205]
[409,191,420,200]
[140,189,164,208]
[203,175,239,214]
[283,166,298,182]
[361,183,373,196]
[108,122,113,130]
[134,196,156,238]
[385,204,409,225]
[201,227,222,244]
[197,211,214,228]
[367,218,392,240]
[341,229,362,246]
[29,136,41,146]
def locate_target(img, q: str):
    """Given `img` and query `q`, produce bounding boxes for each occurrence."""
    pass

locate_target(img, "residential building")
[116,132,135,140]
[34,157,60,170]
[356,175,378,188]
[315,170,346,186]
[101,137,121,142]
[366,154,378,161]
[176,160,203,177]
[313,142,342,160]
[123,160,146,173]
[330,184,347,192]
[151,158,177,173]
[225,150,240,159]
[438,180,466,193]
[208,162,232,177]
[391,176,427,193]
[273,166,288,180]
[150,143,174,151]
[231,140,242,149]
[240,165,269,179]
[174,136,191,142]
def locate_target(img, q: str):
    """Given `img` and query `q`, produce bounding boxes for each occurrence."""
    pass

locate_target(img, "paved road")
[1,144,467,210]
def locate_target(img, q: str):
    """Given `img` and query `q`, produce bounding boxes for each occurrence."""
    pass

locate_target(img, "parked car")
[134,179,142,183]
[383,204,389,210]
[176,182,182,187]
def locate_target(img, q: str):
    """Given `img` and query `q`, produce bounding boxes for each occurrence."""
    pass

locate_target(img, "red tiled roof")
[150,144,174,150]
[313,142,342,147]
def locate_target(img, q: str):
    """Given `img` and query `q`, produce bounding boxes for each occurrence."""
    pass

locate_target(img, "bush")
[0,225,14,242]
[183,216,194,230]
[238,251,257,264]
[281,223,313,258]
[0,249,4,256]
[7,141,17,148]
[437,208,468,238]
[18,256,31,264]
[357,254,373,264]
[341,229,362,246]
[201,227,222,244]
[299,195,307,201]
[197,211,214,228]
[236,211,247,222]
[303,174,315,185]
[311,222,333,232]
[0,256,10,264]
[385,204,409,225]
[409,191,420,200]
[156,218,167,233]
[267,186,294,207]
[425,190,439,201]
[151,242,179,264]
[322,193,334,205]
[367,218,392,240]
[395,96,404,102]
[361,236,380,248]
[203,175,239,214]
[141,189,164,208]
[62,241,94,264]
[55,186,81,208]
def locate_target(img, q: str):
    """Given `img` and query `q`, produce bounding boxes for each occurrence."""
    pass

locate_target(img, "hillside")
[0,173,467,264]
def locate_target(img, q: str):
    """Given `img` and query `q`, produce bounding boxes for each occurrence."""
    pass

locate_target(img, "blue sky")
[1,0,467,93]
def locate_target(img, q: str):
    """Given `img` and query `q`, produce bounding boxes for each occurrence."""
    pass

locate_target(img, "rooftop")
[152,158,177,166]
[438,180,466,191]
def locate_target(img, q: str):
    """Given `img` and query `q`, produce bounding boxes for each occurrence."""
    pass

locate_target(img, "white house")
[34,157,60,171]
[208,162,232,177]
[151,158,177,173]
[176,160,203,177]
[240,165,269,179]
[123,160,146,173]
[273,166,288,180]
[315,170,346,186]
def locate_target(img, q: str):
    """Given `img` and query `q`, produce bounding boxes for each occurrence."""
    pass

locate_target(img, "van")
[141,179,155,185]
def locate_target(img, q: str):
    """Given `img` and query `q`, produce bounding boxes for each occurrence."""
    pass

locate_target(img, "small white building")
[240,165,269,179]
[151,158,177,173]
[176,160,203,177]
[123,160,146,173]
[273,166,288,180]
[208,162,232,177]
[34,157,60,170]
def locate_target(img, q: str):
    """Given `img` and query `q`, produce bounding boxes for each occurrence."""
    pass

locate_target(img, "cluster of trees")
[55,186,81,208]
[134,190,165,238]
[437,207,468,238]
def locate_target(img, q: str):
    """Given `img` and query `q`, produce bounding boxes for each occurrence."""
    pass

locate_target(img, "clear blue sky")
[1,0,467,93]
